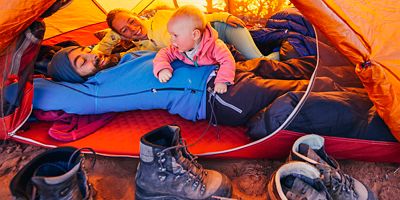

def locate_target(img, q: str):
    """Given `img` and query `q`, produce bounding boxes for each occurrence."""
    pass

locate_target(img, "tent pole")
[91,0,107,14]
[131,0,156,14]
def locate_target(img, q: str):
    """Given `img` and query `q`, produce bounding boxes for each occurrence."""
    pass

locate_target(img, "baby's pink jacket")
[153,24,235,84]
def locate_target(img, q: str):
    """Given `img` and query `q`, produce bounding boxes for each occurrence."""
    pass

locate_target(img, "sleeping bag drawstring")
[208,89,221,140]
[170,87,221,151]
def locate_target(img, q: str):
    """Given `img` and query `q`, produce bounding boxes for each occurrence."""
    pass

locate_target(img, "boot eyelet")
[156,152,164,157]
[158,175,166,181]
[200,185,206,194]
[60,187,70,196]
[158,167,166,172]
[192,181,199,189]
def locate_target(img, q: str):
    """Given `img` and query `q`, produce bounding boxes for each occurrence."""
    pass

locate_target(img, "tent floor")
[10,110,400,162]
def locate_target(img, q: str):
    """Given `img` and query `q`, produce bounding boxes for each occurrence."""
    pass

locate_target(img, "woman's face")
[112,12,148,41]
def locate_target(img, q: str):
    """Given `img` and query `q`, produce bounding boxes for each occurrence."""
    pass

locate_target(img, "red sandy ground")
[1,140,399,199]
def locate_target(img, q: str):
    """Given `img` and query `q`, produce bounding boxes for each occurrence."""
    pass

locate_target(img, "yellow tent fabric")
[291,0,400,139]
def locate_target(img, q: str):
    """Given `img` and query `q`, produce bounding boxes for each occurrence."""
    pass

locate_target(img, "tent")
[1,0,400,162]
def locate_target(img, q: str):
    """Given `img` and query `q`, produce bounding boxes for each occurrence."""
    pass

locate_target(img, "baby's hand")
[214,83,228,94]
[158,69,172,83]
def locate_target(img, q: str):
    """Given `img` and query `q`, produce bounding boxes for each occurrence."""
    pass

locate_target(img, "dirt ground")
[1,140,400,199]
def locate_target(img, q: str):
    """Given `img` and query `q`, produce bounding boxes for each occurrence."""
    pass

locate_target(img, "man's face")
[68,47,118,77]
[112,12,148,40]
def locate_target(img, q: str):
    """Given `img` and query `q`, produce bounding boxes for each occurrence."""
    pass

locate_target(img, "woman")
[94,8,269,60]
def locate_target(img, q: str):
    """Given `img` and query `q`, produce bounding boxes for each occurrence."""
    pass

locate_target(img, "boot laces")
[321,164,358,198]
[157,143,208,193]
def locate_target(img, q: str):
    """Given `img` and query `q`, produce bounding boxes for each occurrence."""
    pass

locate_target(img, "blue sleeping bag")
[33,52,215,121]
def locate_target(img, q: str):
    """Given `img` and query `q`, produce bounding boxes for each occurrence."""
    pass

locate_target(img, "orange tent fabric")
[0,0,55,53]
[291,0,400,140]
[43,0,106,39]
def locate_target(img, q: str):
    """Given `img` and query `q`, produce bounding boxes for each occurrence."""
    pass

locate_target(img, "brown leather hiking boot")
[267,161,332,200]
[289,134,376,200]
[135,125,232,200]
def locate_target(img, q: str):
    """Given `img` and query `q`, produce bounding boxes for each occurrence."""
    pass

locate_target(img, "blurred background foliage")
[141,0,293,26]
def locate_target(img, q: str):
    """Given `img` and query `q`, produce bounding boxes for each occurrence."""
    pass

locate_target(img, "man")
[42,46,392,141]
[45,46,312,125]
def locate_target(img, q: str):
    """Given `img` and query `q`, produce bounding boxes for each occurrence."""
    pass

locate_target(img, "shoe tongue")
[284,176,329,200]
[170,147,202,176]
[32,163,80,185]
[171,155,186,173]
[318,164,342,185]
[283,175,296,188]
[299,143,328,165]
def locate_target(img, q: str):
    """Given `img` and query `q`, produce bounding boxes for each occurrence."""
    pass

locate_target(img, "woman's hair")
[106,8,131,33]
[170,5,207,32]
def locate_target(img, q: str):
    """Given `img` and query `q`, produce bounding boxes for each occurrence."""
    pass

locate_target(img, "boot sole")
[135,186,185,200]
[135,185,232,200]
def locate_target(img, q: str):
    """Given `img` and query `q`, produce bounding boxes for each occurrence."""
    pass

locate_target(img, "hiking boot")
[10,147,93,200]
[267,161,332,200]
[135,125,232,200]
[289,134,376,200]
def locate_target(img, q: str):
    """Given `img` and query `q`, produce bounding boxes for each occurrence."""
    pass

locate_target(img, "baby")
[153,5,235,94]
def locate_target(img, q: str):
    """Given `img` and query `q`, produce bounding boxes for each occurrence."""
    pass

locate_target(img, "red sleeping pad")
[11,109,400,163]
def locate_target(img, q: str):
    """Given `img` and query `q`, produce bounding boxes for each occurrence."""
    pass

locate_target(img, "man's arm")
[205,12,245,27]
[92,29,121,55]
[205,12,230,23]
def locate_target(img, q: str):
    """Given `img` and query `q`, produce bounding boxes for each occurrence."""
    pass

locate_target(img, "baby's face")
[167,18,197,52]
